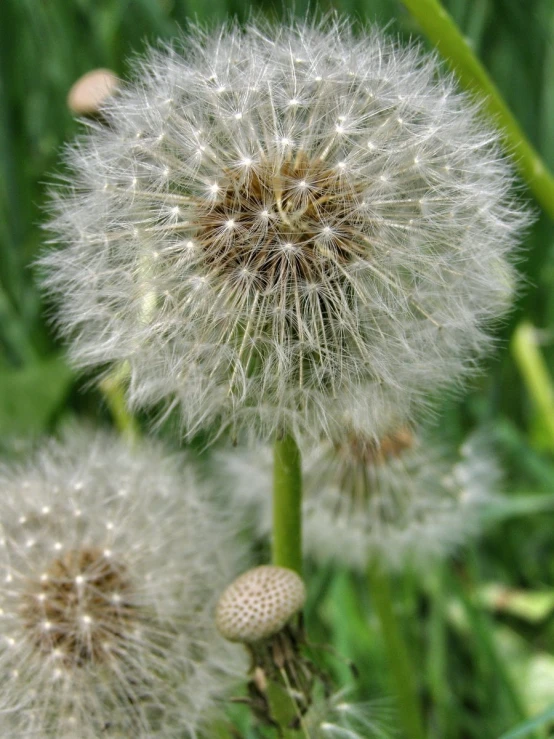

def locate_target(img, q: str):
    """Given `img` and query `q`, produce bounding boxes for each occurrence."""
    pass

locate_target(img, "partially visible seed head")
[0,426,244,737]
[216,565,306,643]
[304,690,396,738]
[218,425,500,572]
[335,426,414,469]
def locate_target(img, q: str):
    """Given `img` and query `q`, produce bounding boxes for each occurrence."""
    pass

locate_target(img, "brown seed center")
[327,427,415,514]
[19,547,135,666]
[194,152,365,288]
[337,427,415,467]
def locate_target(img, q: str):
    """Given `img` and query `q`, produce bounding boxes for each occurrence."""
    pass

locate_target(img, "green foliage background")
[2,1,554,737]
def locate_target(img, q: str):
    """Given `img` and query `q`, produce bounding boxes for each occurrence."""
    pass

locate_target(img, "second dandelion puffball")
[0,428,243,737]
[41,19,528,441]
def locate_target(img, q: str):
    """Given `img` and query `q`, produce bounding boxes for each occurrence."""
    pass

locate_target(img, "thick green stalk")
[272,430,303,575]
[399,0,554,220]
[368,563,426,739]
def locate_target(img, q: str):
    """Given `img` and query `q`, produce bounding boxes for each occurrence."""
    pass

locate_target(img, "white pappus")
[218,427,500,571]
[41,17,529,441]
[0,427,244,737]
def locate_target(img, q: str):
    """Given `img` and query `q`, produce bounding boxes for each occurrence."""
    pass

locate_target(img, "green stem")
[272,430,302,575]
[399,0,554,220]
[368,563,426,739]
[512,321,554,453]
[99,363,140,445]
[427,566,450,737]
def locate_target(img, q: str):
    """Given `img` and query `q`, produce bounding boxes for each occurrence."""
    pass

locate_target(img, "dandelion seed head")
[218,424,499,571]
[40,18,529,441]
[0,427,244,737]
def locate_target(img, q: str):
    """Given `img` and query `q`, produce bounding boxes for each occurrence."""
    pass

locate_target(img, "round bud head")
[216,566,306,643]
[67,68,119,115]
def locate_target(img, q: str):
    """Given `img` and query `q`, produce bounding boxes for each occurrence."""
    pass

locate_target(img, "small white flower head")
[40,17,528,442]
[0,427,244,737]
[219,427,500,571]
[215,565,306,643]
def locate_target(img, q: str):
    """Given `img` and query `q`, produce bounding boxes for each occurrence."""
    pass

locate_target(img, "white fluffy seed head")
[40,18,529,442]
[215,565,306,643]
[218,425,500,571]
[0,427,244,737]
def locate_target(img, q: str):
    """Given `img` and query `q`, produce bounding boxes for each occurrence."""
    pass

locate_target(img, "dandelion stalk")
[368,563,426,739]
[273,430,303,575]
[399,0,554,219]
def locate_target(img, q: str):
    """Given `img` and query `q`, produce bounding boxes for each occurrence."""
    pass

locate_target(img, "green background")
[2,1,554,736]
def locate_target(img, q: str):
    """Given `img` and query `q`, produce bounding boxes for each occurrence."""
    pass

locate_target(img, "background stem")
[368,563,426,739]
[99,363,140,445]
[272,430,303,575]
[512,321,554,453]
[399,0,554,219]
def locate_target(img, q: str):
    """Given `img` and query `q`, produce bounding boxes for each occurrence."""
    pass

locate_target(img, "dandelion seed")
[218,426,499,571]
[0,427,244,737]
[41,18,529,442]
[305,690,397,738]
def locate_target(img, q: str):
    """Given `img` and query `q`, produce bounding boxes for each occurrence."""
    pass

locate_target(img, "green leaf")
[499,704,554,739]
[481,494,554,522]
[0,356,73,435]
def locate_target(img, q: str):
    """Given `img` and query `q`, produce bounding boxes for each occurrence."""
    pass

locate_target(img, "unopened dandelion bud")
[67,68,119,116]
[216,565,306,644]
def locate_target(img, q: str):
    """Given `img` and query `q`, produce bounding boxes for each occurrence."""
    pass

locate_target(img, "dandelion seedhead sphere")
[42,18,527,440]
[0,428,242,737]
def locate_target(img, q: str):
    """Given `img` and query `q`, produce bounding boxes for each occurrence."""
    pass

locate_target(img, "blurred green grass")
[2,1,554,737]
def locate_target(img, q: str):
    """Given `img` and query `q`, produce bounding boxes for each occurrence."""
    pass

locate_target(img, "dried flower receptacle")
[216,565,335,731]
